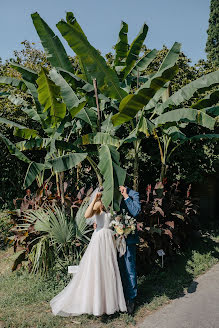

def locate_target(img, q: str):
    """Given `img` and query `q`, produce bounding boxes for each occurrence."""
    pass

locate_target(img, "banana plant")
[0,65,88,203]
[122,70,219,182]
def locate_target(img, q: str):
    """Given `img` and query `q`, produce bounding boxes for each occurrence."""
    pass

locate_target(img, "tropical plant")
[205,0,219,65]
[9,201,91,275]
[137,180,200,273]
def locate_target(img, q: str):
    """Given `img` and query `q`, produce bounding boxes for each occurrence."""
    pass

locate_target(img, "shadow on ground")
[135,231,219,314]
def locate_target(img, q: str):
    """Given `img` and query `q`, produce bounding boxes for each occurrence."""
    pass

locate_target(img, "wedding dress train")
[50,211,127,316]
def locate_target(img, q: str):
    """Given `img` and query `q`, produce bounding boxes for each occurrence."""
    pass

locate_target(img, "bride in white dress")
[50,190,127,316]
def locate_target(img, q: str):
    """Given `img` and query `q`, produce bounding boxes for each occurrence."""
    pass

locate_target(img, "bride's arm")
[84,193,101,218]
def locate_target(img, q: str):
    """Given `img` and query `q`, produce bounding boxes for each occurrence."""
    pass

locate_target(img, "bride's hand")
[94,192,102,202]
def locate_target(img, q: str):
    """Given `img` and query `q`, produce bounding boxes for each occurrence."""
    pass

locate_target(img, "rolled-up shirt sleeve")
[124,190,141,217]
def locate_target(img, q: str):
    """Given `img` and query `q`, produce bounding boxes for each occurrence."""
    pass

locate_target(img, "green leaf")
[16,138,51,151]
[49,68,87,118]
[158,42,181,72]
[48,153,87,173]
[0,132,31,163]
[112,63,179,126]
[7,94,28,106]
[56,12,127,101]
[157,70,219,114]
[114,21,129,67]
[10,64,38,83]
[163,126,186,141]
[49,68,79,108]
[13,128,39,139]
[24,162,46,188]
[74,132,120,148]
[69,98,87,119]
[20,107,41,122]
[154,108,216,130]
[192,90,219,109]
[131,49,158,76]
[58,68,94,92]
[0,76,26,91]
[0,117,39,139]
[101,113,116,135]
[31,12,74,72]
[200,106,219,117]
[98,145,126,211]
[75,107,97,127]
[122,23,148,80]
[145,83,170,111]
[183,134,219,143]
[36,67,66,126]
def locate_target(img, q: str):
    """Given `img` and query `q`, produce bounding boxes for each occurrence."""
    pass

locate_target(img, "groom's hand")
[119,186,128,199]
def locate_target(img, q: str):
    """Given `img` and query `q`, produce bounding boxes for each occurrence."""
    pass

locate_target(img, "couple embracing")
[50,185,141,316]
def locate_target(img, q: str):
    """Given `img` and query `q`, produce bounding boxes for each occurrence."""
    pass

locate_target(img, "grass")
[0,231,218,328]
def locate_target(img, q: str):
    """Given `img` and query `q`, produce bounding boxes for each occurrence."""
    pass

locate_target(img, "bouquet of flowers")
[109,210,137,256]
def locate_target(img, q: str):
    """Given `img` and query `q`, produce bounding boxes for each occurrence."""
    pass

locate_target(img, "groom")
[118,185,141,315]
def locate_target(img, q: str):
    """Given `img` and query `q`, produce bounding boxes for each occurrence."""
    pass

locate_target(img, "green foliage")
[13,202,91,275]
[205,0,219,65]
[31,12,74,72]
[56,12,127,101]
[0,211,13,248]
[98,145,126,211]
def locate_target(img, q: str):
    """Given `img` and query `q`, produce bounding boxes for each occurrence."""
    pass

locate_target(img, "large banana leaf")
[58,68,95,93]
[74,132,121,148]
[31,12,74,73]
[20,107,41,122]
[121,114,155,144]
[131,49,158,77]
[7,94,28,107]
[112,63,178,126]
[49,68,79,108]
[0,76,26,91]
[6,68,45,120]
[10,64,38,83]
[75,108,97,128]
[0,133,31,163]
[145,83,170,111]
[16,138,51,151]
[181,134,219,143]
[48,152,87,173]
[24,162,46,188]
[153,108,216,130]
[101,114,116,135]
[121,23,148,80]
[114,21,129,67]
[158,42,181,71]
[49,68,87,118]
[191,90,219,109]
[0,117,39,139]
[157,70,219,114]
[56,12,127,101]
[37,67,66,126]
[200,106,219,117]
[98,145,126,211]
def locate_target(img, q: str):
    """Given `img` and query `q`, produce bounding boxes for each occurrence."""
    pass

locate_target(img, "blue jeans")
[118,244,137,301]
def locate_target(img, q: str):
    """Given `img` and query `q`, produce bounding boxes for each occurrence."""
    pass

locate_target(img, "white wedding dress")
[50,211,127,316]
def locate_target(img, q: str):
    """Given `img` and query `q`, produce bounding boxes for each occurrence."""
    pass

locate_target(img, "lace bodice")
[95,212,111,232]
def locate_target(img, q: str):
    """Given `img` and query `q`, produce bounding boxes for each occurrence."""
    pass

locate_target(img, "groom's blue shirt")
[120,187,141,245]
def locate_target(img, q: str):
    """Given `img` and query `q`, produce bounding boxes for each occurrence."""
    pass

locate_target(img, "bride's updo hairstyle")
[89,186,106,213]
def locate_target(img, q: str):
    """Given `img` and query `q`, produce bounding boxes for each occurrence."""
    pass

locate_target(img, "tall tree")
[205,0,219,65]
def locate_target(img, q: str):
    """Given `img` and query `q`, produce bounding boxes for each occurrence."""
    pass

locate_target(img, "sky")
[0,0,210,65]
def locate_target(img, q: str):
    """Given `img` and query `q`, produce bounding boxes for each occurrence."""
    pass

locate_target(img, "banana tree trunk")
[59,172,65,205]
[133,140,140,191]
[160,163,168,181]
[133,154,139,191]
[55,172,61,197]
